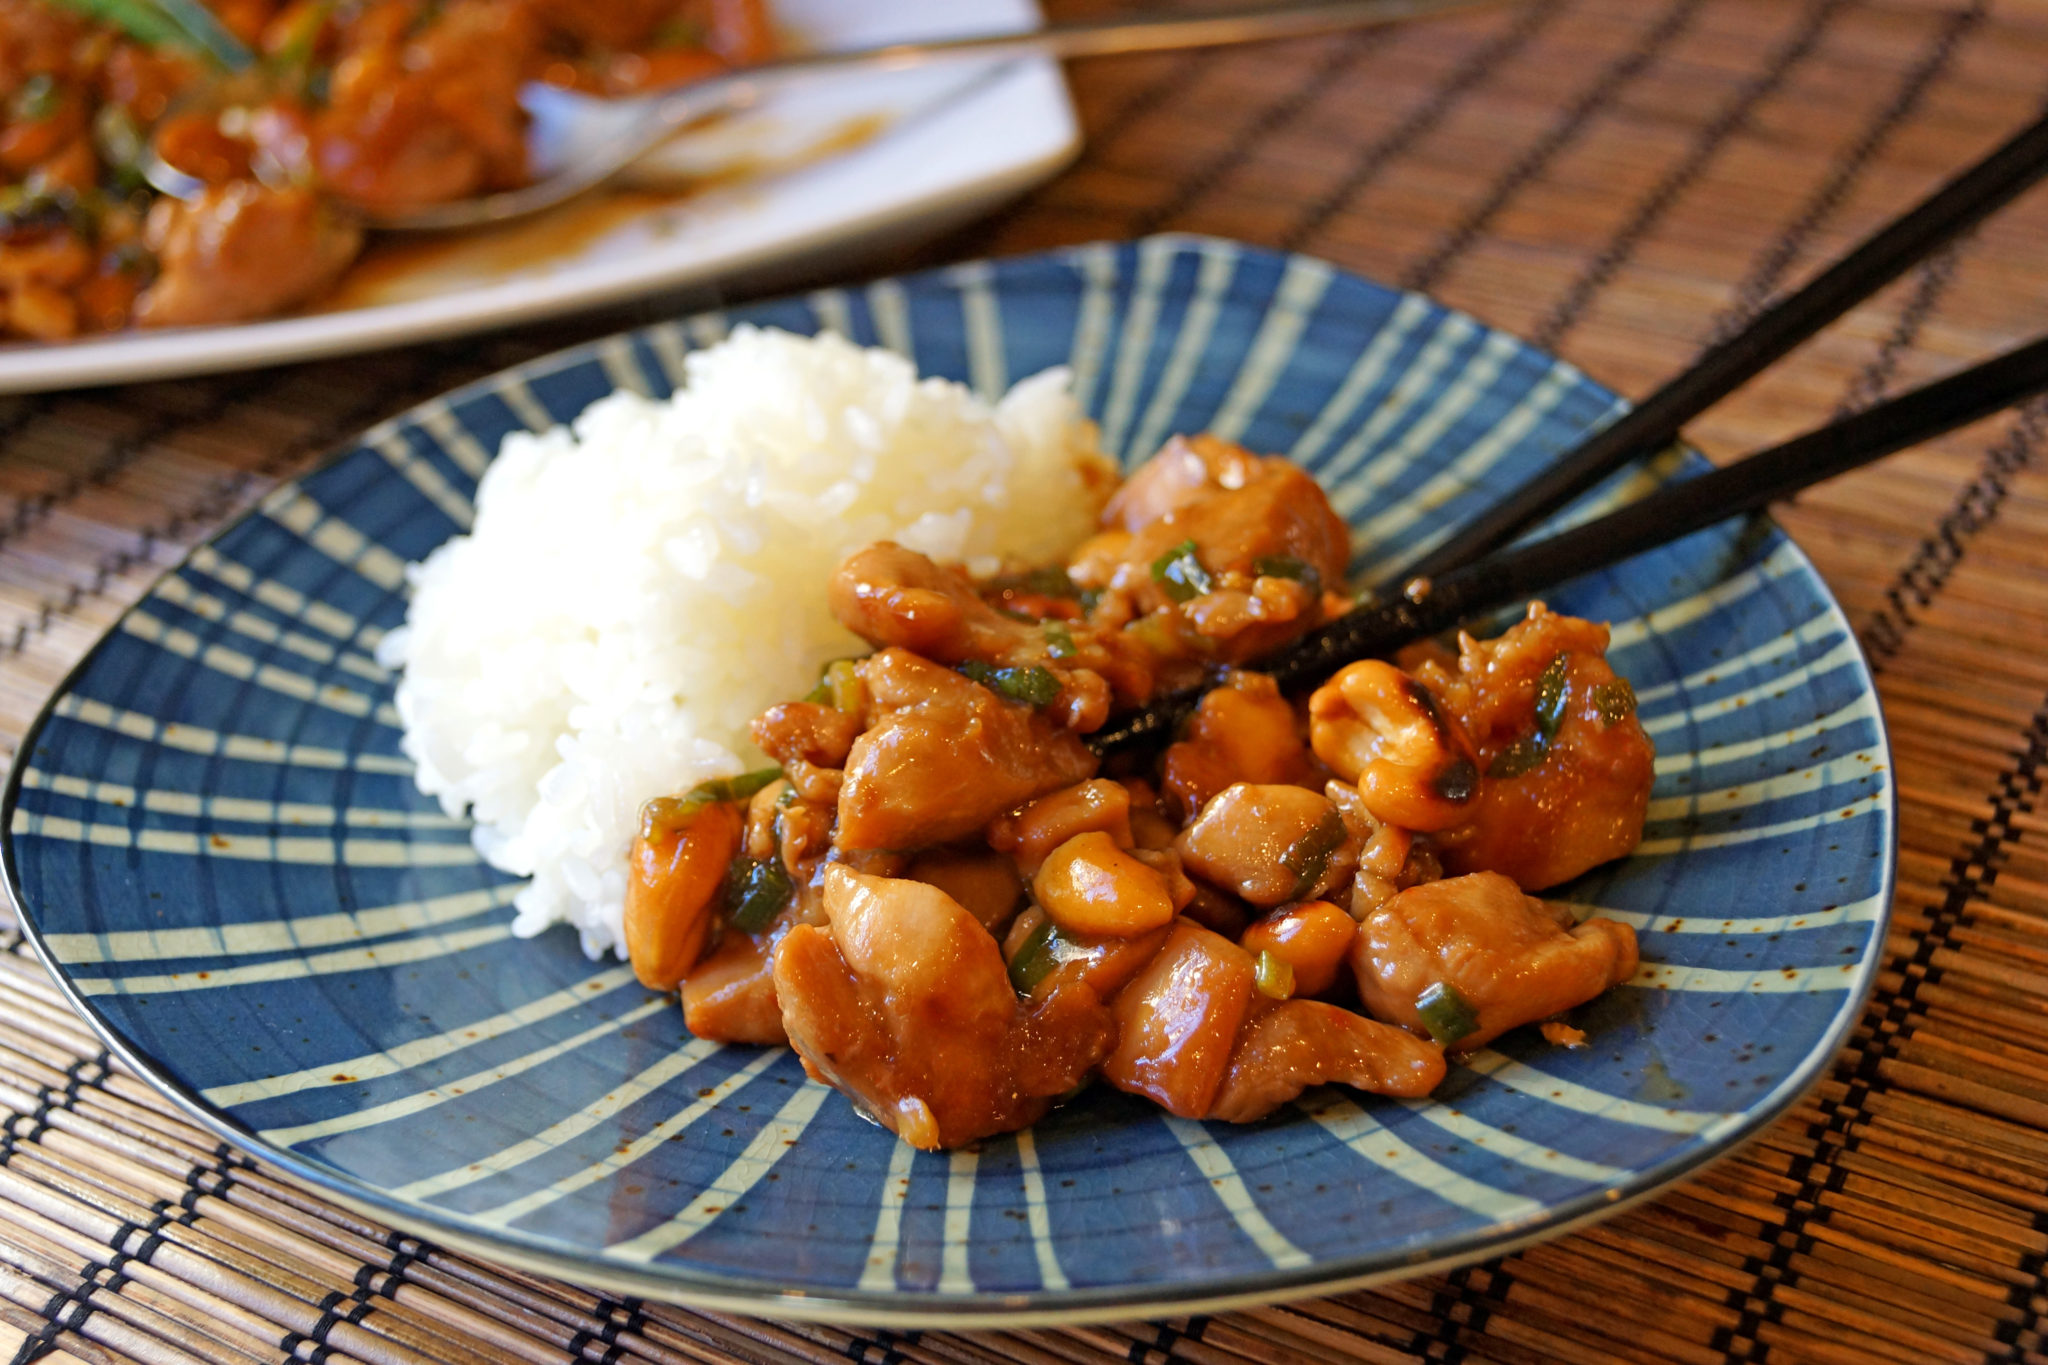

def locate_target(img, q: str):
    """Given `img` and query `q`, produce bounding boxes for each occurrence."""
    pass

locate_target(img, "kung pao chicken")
[626,435,1656,1150]
[0,0,769,338]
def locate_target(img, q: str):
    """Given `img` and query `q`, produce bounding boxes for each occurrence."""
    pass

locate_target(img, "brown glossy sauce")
[315,112,891,312]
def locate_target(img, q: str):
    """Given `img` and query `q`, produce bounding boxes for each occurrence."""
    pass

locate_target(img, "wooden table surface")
[2,1,2047,1361]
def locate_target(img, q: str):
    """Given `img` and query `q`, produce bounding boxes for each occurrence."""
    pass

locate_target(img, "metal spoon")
[147,0,1510,232]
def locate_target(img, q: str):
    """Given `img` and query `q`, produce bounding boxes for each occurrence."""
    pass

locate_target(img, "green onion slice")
[1592,678,1637,726]
[958,660,1061,707]
[639,767,782,838]
[1415,981,1479,1046]
[1042,619,1077,659]
[1254,950,1295,1000]
[1534,652,1571,742]
[1486,736,1544,779]
[1007,917,1057,994]
[1150,539,1213,603]
[1486,653,1576,778]
[1281,809,1347,900]
[804,658,864,711]
[724,857,793,933]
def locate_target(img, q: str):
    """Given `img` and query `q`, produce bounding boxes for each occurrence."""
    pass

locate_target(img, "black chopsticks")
[1089,331,2048,755]
[1086,104,2048,756]
[1381,105,2048,591]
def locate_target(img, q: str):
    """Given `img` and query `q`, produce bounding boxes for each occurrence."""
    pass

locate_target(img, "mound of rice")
[377,326,1110,959]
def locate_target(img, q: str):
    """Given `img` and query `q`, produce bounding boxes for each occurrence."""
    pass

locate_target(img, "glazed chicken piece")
[1100,920,1256,1118]
[0,0,84,85]
[1209,999,1446,1122]
[313,0,535,212]
[751,700,859,805]
[622,793,745,990]
[830,541,1152,725]
[832,542,1045,661]
[135,184,361,327]
[1413,604,1656,890]
[1068,435,1351,665]
[1240,900,1357,997]
[682,926,790,1045]
[1004,905,1174,1002]
[834,648,1098,852]
[904,846,1023,936]
[773,866,1115,1150]
[1176,783,1357,909]
[1352,871,1638,1052]
[1159,670,1316,818]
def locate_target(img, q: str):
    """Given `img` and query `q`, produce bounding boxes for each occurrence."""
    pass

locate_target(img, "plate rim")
[0,233,1899,1325]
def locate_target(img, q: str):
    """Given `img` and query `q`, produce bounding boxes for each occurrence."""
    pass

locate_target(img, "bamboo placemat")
[2,0,2047,1359]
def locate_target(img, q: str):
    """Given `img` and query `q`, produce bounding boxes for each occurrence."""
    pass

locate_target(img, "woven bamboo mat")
[2,0,2046,1359]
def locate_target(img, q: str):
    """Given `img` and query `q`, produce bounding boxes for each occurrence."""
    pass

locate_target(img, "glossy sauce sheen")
[624,432,1656,1149]
[321,113,891,311]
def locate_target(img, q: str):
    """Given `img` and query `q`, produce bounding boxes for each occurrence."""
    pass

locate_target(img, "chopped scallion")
[1042,619,1077,659]
[1415,981,1479,1046]
[1486,654,1575,779]
[703,768,782,805]
[1254,950,1295,1000]
[804,658,863,712]
[639,767,782,838]
[1007,916,1057,994]
[1534,653,1571,742]
[825,659,863,713]
[1150,539,1213,603]
[724,857,793,933]
[1592,678,1636,726]
[958,660,1061,707]
[1281,809,1347,900]
[1486,736,1545,779]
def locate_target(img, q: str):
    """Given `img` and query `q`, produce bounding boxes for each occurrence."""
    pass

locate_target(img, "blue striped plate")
[1,236,1893,1325]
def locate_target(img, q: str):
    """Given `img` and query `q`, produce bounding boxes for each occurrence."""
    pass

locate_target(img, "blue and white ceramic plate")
[2,236,1893,1325]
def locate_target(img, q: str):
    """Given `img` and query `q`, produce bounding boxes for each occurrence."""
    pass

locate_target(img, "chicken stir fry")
[623,434,1655,1149]
[0,0,770,337]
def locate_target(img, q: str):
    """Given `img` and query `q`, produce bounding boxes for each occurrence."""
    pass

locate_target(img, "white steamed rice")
[377,326,1108,958]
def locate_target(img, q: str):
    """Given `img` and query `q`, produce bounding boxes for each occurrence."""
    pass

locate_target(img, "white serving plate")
[0,0,1075,394]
